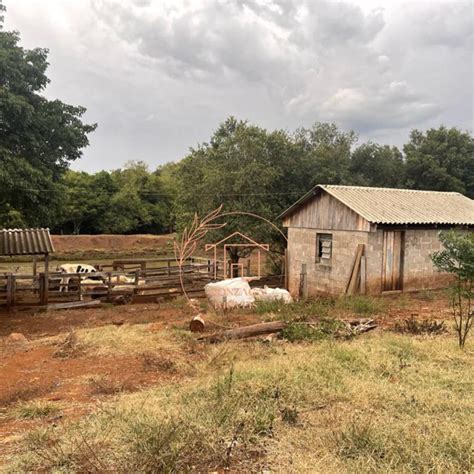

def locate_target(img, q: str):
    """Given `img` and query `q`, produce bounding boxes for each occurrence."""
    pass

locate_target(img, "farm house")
[280,185,474,297]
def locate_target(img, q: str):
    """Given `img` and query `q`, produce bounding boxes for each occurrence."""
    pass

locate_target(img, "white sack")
[205,278,255,309]
[251,286,293,304]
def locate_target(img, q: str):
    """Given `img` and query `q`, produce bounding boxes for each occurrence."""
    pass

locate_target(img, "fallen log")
[47,300,102,311]
[199,321,287,343]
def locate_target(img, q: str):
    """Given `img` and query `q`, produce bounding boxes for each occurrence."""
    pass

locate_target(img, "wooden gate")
[382,231,404,291]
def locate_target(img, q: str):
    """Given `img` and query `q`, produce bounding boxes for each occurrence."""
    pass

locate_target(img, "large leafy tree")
[350,142,405,188]
[404,126,474,198]
[293,122,357,186]
[0,1,96,227]
[174,118,357,265]
[175,118,293,263]
[57,170,117,234]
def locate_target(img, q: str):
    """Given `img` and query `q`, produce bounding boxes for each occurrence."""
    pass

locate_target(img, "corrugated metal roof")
[0,228,55,256]
[280,185,474,225]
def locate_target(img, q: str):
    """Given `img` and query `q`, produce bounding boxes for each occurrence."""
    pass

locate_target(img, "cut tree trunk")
[189,315,205,332]
[199,321,287,343]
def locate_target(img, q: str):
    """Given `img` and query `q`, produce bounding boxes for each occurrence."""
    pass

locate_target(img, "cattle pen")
[0,256,223,310]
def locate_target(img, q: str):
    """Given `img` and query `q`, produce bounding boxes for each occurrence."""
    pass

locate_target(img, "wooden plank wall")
[283,191,370,231]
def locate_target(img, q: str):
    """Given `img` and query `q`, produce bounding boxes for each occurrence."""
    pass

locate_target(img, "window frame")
[315,233,333,264]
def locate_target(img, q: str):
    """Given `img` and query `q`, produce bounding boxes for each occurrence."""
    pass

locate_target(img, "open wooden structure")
[0,229,54,307]
[205,231,270,279]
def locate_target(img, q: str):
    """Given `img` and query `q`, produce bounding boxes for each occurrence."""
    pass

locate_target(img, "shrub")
[431,230,474,348]
[393,317,447,335]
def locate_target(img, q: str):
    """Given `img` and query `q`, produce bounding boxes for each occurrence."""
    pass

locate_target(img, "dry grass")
[12,401,62,420]
[9,329,473,473]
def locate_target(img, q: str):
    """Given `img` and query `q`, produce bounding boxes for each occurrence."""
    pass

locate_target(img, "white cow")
[57,263,104,292]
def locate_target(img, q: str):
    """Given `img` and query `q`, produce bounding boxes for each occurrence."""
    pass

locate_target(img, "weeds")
[14,401,61,419]
[255,298,333,321]
[335,296,386,315]
[88,375,136,396]
[9,333,474,473]
[393,317,447,335]
[281,319,345,342]
[140,352,177,373]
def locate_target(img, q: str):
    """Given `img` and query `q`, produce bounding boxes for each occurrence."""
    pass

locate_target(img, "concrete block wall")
[288,227,452,296]
[287,227,369,296]
[402,229,452,290]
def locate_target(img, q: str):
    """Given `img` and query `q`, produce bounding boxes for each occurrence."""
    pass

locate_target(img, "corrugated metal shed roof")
[280,185,474,225]
[0,228,55,256]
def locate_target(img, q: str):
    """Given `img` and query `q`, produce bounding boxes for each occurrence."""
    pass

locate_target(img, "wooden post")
[167,260,171,276]
[107,272,112,302]
[299,264,307,299]
[134,269,140,286]
[223,245,227,279]
[32,256,38,276]
[360,256,366,295]
[44,253,49,278]
[214,247,217,279]
[346,244,365,295]
[246,258,251,277]
[77,276,82,301]
[284,249,289,290]
[7,273,13,309]
[39,272,48,306]
[257,250,261,279]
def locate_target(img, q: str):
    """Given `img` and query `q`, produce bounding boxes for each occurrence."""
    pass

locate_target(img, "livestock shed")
[0,228,54,273]
[280,185,474,297]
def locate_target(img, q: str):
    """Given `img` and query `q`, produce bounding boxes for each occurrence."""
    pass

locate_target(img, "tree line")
[1,2,473,240]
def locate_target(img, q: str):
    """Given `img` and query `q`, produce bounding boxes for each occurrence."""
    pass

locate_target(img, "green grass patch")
[335,295,386,315]
[13,401,61,420]
[9,334,473,473]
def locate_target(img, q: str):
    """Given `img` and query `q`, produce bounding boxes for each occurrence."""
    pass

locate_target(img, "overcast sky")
[5,0,473,172]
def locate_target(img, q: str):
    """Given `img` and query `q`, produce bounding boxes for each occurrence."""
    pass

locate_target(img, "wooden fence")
[0,257,225,309]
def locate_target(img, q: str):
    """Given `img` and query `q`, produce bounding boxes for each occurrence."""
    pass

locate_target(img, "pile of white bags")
[205,278,293,309]
[204,278,255,310]
[251,286,293,304]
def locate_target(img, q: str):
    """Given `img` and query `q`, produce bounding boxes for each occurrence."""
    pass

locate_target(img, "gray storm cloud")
[5,0,473,171]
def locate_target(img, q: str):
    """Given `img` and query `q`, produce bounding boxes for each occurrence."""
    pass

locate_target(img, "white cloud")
[3,0,473,171]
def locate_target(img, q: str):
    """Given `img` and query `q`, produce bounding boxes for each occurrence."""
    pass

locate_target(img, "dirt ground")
[0,291,452,464]
[51,234,174,255]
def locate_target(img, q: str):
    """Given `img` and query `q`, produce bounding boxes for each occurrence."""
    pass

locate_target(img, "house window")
[316,233,332,263]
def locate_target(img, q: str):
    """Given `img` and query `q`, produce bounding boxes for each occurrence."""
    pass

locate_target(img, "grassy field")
[1,294,473,472]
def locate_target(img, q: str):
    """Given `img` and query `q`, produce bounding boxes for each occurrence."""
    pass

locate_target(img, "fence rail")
[0,257,227,309]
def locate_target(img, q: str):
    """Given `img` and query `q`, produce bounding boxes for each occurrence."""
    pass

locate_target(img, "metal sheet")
[280,185,474,225]
[0,228,55,256]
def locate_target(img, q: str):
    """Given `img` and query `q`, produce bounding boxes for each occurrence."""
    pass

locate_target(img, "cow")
[57,263,104,292]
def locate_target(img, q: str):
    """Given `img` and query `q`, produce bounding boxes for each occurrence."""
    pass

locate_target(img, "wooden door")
[382,231,404,291]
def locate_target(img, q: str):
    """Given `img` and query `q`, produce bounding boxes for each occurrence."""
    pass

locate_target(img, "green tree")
[0,1,96,227]
[350,142,405,187]
[175,118,293,265]
[293,122,358,186]
[431,230,474,348]
[404,127,474,197]
[58,170,117,234]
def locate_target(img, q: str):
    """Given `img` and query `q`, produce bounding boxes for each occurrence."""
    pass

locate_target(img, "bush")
[281,319,343,342]
[393,317,447,335]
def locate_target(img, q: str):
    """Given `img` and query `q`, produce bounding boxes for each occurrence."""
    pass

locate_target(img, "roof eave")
[278,185,323,220]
